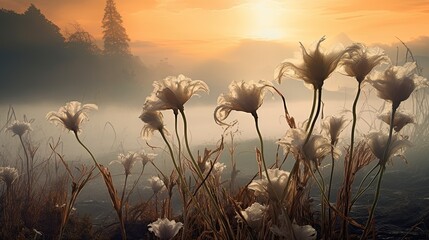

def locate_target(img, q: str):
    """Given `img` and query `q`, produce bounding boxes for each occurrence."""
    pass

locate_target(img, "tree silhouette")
[102,0,130,56]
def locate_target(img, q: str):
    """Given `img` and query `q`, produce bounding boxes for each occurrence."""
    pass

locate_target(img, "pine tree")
[102,0,130,56]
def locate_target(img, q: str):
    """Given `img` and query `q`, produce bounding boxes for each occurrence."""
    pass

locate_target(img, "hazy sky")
[3,0,429,58]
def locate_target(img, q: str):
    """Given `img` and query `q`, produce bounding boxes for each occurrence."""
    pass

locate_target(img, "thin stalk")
[316,166,326,237]
[120,174,129,218]
[174,111,182,170]
[342,81,362,238]
[252,112,272,185]
[327,147,335,236]
[351,167,381,207]
[305,88,322,144]
[19,135,31,201]
[73,131,127,240]
[361,106,396,239]
[179,108,235,239]
[306,88,317,131]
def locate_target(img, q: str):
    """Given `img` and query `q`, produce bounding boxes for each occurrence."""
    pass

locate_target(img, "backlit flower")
[321,115,349,145]
[378,110,414,132]
[139,110,165,139]
[205,161,226,180]
[0,167,19,188]
[367,62,427,109]
[110,152,139,176]
[148,218,183,240]
[341,43,389,82]
[148,176,167,194]
[143,74,209,113]
[138,150,157,167]
[277,128,334,165]
[366,131,412,166]
[248,168,290,201]
[276,36,353,89]
[214,80,271,125]
[6,120,32,137]
[238,202,267,229]
[270,217,317,240]
[46,101,98,133]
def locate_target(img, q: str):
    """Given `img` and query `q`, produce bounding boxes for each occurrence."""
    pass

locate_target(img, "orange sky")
[2,0,429,57]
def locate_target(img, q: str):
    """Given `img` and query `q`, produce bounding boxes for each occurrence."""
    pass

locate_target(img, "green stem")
[305,88,322,144]
[306,88,317,131]
[351,166,381,207]
[342,81,361,238]
[360,105,397,239]
[73,132,127,240]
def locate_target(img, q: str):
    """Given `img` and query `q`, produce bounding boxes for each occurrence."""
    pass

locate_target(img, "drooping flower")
[248,168,290,201]
[367,62,428,109]
[0,167,19,188]
[148,176,167,194]
[214,80,271,125]
[143,74,209,113]
[46,101,98,133]
[148,218,183,240]
[341,43,389,82]
[366,131,412,166]
[138,150,157,167]
[321,115,349,145]
[275,36,354,89]
[139,110,166,139]
[6,120,32,137]
[110,152,140,176]
[277,128,334,165]
[238,202,267,229]
[378,110,414,132]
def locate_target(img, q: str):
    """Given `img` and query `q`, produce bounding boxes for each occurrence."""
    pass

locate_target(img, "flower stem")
[305,88,322,144]
[252,112,272,185]
[342,81,361,238]
[19,135,31,201]
[327,147,335,236]
[351,166,381,207]
[174,111,183,171]
[306,88,317,131]
[360,106,396,239]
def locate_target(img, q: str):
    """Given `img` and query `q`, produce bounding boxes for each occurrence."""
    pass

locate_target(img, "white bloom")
[148,218,183,240]
[148,176,167,194]
[341,43,389,82]
[321,115,349,145]
[138,150,157,167]
[366,131,412,166]
[248,168,290,201]
[139,110,165,139]
[46,101,98,133]
[276,36,354,89]
[205,161,226,179]
[110,152,139,176]
[238,202,267,229]
[6,120,32,137]
[214,80,272,125]
[143,74,208,113]
[367,62,427,109]
[271,222,317,240]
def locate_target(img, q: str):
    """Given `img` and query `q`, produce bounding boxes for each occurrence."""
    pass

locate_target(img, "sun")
[243,0,287,40]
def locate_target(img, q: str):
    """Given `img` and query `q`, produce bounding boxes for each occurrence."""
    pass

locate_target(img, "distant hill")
[0,4,149,105]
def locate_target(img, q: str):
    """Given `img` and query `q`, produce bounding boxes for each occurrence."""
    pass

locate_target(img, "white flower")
[248,168,290,201]
[6,120,32,137]
[366,131,412,166]
[0,167,19,188]
[214,80,271,125]
[238,202,267,229]
[277,128,334,165]
[341,43,389,82]
[148,218,183,240]
[321,115,349,145]
[110,152,139,176]
[276,36,354,89]
[205,161,226,179]
[378,110,414,132]
[367,62,427,109]
[143,74,208,113]
[148,176,167,194]
[138,150,157,167]
[139,110,165,139]
[46,101,98,133]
